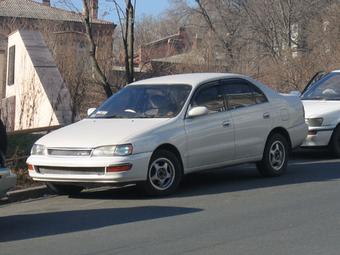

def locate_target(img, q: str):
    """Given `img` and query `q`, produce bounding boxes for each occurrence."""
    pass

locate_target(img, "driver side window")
[192,82,224,114]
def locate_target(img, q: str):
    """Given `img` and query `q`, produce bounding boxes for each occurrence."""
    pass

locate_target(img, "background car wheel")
[257,133,289,177]
[329,127,340,158]
[46,183,83,195]
[142,150,182,196]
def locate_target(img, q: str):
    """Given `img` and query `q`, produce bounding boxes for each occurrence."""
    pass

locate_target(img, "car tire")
[46,183,83,195]
[142,150,182,196]
[257,133,289,177]
[330,127,340,158]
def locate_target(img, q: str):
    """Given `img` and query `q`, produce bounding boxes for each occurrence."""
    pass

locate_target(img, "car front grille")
[47,149,92,157]
[36,166,105,175]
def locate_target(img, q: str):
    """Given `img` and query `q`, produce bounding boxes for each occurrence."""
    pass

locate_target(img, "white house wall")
[6,30,72,131]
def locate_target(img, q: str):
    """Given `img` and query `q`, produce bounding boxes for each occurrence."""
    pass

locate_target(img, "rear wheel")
[329,127,340,158]
[142,150,182,196]
[46,183,83,195]
[257,133,289,177]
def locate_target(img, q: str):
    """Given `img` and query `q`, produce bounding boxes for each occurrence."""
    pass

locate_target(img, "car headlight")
[31,144,46,155]
[92,144,133,157]
[306,118,323,127]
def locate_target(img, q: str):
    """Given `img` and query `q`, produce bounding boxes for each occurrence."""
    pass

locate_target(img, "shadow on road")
[0,206,202,242]
[70,149,340,200]
[178,149,340,197]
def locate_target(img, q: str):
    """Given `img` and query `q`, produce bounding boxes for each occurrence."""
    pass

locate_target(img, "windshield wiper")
[94,114,128,119]
[135,114,157,118]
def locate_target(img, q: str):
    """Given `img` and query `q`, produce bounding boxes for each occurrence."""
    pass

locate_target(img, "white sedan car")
[27,73,307,195]
[301,70,340,156]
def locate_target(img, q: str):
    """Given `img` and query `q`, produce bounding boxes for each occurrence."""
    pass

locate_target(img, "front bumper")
[301,126,334,147]
[26,152,152,184]
[0,168,17,197]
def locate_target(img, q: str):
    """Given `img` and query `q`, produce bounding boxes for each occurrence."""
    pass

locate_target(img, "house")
[0,0,115,132]
[130,27,226,75]
[113,27,195,74]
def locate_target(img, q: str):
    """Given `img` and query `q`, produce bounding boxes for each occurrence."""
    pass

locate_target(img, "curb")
[7,185,51,203]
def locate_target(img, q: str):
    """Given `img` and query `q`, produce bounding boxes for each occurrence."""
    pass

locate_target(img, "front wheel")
[329,127,340,158]
[46,183,83,195]
[142,150,183,196]
[257,133,289,177]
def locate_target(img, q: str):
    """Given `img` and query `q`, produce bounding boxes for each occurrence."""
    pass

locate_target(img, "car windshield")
[302,73,340,100]
[90,84,192,119]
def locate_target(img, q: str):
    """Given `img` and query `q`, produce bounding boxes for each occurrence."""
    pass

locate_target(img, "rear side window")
[192,82,224,113]
[223,80,267,110]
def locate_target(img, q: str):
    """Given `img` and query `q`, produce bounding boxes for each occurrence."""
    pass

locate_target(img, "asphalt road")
[1,150,340,255]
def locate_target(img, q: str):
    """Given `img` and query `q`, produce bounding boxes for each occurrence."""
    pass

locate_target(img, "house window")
[8,46,15,85]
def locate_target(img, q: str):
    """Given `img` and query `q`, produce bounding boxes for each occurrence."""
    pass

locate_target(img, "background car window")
[223,81,267,109]
[193,84,224,113]
[301,73,340,100]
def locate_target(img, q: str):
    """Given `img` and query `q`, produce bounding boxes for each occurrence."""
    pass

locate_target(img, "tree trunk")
[124,0,134,84]
[82,0,113,97]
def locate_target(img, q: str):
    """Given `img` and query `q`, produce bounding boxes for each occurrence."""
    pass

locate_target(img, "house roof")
[0,0,112,25]
[152,51,207,65]
[143,33,180,47]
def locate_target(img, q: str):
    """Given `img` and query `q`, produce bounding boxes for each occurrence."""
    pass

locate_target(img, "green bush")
[7,133,43,169]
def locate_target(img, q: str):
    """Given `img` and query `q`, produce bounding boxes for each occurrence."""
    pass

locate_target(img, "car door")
[222,79,272,160]
[184,81,235,170]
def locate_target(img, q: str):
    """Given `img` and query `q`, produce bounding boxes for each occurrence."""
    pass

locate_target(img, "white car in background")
[27,73,307,196]
[300,70,340,156]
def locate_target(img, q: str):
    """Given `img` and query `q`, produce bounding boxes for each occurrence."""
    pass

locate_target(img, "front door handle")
[222,120,231,127]
[263,112,270,119]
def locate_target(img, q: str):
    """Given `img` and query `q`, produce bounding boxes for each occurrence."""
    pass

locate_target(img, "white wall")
[6,30,72,131]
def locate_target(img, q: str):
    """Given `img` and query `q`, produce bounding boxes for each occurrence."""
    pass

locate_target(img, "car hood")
[302,100,340,118]
[36,118,171,148]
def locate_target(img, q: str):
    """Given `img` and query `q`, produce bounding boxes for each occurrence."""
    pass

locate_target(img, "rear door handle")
[263,112,270,119]
[222,120,231,127]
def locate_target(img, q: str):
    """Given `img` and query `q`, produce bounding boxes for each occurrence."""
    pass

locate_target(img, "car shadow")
[0,206,202,242]
[71,149,340,200]
[178,149,340,196]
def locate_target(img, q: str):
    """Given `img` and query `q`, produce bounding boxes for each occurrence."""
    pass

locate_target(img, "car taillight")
[27,164,34,171]
[106,164,132,173]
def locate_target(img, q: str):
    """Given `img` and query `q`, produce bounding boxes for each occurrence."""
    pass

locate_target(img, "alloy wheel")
[148,157,175,191]
[269,141,285,171]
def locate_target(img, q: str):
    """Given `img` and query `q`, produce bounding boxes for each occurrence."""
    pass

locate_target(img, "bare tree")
[82,0,114,97]
[112,0,136,84]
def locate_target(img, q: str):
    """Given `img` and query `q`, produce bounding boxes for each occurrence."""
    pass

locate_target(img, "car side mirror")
[187,106,209,118]
[290,91,301,97]
[87,108,96,117]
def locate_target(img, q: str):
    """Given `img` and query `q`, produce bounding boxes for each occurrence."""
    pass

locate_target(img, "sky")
[50,0,177,23]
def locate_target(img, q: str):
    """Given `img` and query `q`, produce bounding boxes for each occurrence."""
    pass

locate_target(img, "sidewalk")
[3,185,51,203]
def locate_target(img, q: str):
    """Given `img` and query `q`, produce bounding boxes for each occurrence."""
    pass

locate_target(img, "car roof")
[129,73,250,88]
